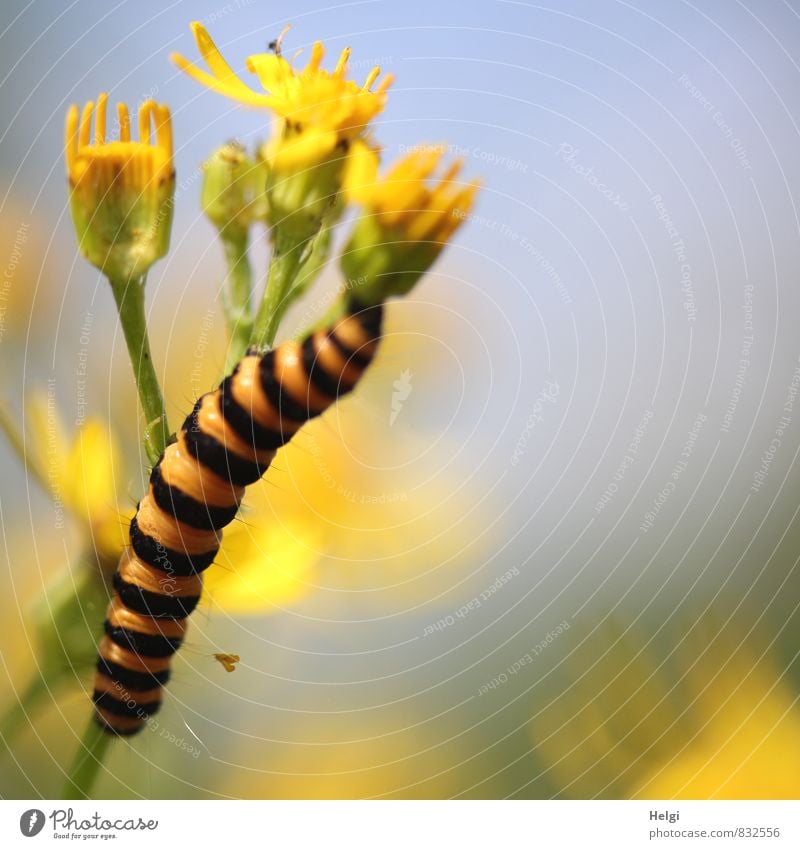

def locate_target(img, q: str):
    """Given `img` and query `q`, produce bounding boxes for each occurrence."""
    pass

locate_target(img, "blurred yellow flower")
[633,644,800,799]
[172,22,392,166]
[22,394,129,565]
[528,621,800,800]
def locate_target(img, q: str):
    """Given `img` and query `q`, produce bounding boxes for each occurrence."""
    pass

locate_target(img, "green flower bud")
[201,141,267,235]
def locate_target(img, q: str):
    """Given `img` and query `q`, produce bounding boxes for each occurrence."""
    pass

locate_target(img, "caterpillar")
[93,301,383,735]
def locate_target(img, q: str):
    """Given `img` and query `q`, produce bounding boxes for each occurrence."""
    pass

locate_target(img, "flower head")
[171,22,393,163]
[341,142,480,304]
[65,94,175,280]
[23,394,130,565]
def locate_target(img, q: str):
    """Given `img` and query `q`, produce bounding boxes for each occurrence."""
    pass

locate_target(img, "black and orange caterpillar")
[93,301,382,734]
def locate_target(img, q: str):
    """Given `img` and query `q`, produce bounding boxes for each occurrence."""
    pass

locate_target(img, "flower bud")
[201,141,267,235]
[65,94,174,280]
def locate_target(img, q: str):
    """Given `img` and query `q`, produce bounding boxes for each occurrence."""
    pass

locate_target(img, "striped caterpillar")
[93,301,383,735]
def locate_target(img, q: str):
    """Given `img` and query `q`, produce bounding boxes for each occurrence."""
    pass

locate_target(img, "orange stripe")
[159,438,244,507]
[195,389,277,464]
[136,491,220,554]
[312,330,365,387]
[230,355,304,435]
[275,339,334,412]
[117,548,203,597]
[332,313,379,354]
[106,594,187,638]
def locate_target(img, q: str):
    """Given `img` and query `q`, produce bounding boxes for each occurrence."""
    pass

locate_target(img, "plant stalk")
[109,275,170,465]
[62,718,113,799]
[221,229,254,374]
[250,231,311,352]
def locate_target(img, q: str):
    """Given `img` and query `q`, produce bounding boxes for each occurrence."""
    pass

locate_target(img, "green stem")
[109,275,170,466]
[62,718,113,800]
[221,229,254,374]
[0,673,49,756]
[250,232,309,352]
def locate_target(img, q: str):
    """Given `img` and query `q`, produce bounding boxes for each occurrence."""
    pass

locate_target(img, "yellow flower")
[527,621,800,799]
[171,22,393,163]
[204,490,324,615]
[341,142,480,304]
[22,394,130,566]
[632,646,800,800]
[65,94,174,280]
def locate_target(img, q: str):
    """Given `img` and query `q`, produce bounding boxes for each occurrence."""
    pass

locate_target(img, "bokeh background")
[1,0,799,798]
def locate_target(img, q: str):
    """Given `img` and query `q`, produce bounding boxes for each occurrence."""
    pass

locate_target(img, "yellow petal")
[171,51,274,108]
[342,139,380,203]
[245,52,294,94]
[265,126,338,171]
[190,21,255,97]
[62,418,119,524]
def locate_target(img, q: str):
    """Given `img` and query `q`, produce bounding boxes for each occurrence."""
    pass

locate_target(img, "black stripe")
[150,463,239,531]
[328,329,372,370]
[354,302,384,338]
[301,335,346,399]
[113,573,200,619]
[93,690,162,720]
[95,656,171,690]
[219,373,289,450]
[258,350,315,423]
[130,515,217,577]
[104,621,183,658]
[182,398,267,487]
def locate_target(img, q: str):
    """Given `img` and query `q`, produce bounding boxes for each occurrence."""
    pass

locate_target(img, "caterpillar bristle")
[92,304,383,734]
